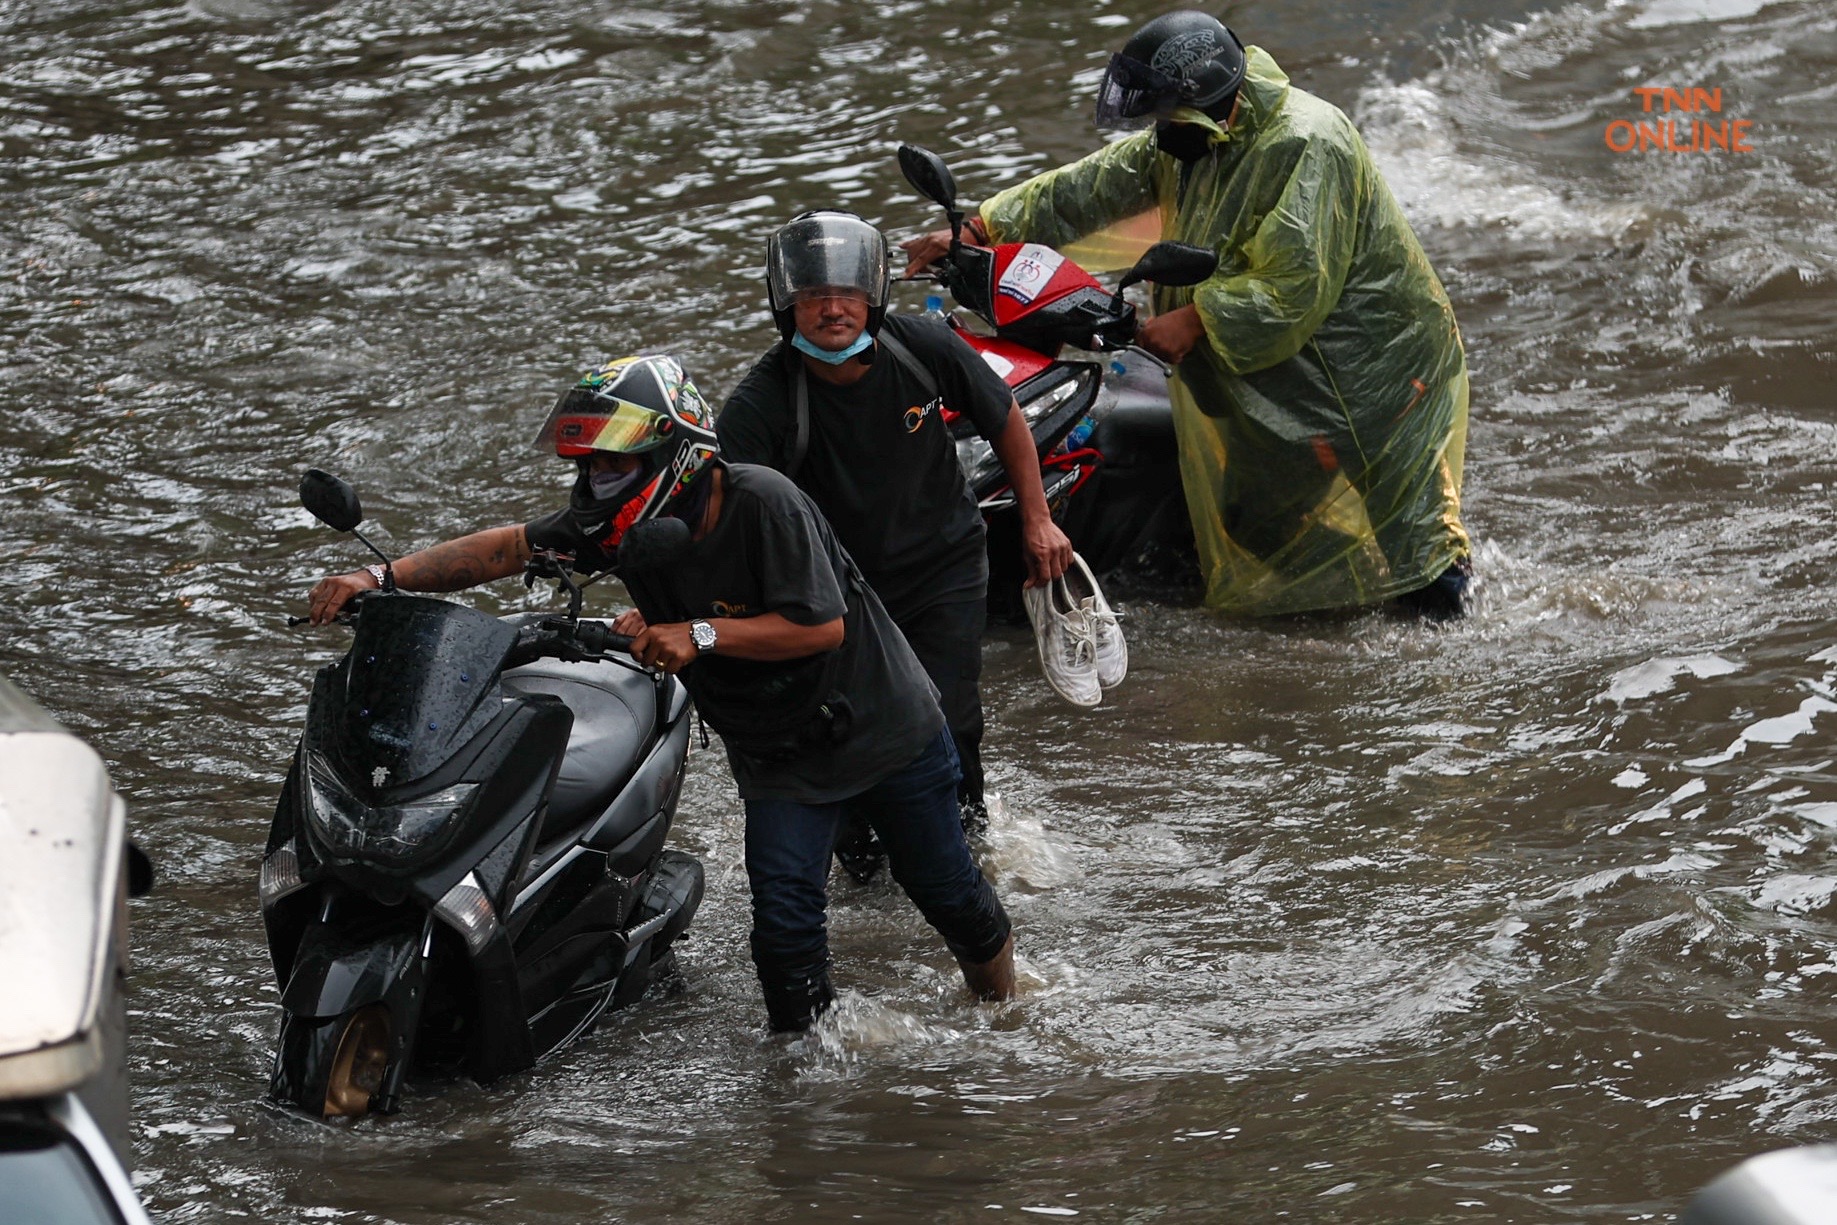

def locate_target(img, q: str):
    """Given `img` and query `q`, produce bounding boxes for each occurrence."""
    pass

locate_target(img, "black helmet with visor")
[1094,11,1247,129]
[765,210,892,341]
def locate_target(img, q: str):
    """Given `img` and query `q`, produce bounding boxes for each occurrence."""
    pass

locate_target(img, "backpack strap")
[784,323,942,481]
[788,354,811,480]
[876,328,939,401]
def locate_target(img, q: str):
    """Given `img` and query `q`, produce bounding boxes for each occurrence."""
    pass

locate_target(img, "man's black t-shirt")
[525,463,943,804]
[717,314,1014,623]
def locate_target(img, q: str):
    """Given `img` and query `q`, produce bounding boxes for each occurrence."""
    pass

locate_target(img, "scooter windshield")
[330,596,517,789]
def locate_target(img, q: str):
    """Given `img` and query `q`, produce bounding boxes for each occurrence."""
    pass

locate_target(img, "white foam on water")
[1355,68,1646,242]
[1744,696,1837,745]
[796,991,961,1076]
[1606,777,1709,835]
[1348,0,1822,252]
[976,792,1082,890]
[1792,803,1837,829]
[1686,695,1837,766]
[1753,873,1837,914]
[1628,0,1780,28]
[1600,654,1743,703]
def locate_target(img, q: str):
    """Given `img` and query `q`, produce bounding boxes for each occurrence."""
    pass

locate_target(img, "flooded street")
[5,0,1837,1219]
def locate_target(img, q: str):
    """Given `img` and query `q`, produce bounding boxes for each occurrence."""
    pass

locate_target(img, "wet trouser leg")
[859,731,1009,964]
[1391,557,1473,621]
[743,797,838,1032]
[896,598,987,822]
[744,731,1012,1032]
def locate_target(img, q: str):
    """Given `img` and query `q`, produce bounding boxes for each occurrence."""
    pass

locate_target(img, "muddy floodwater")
[5,0,1837,1220]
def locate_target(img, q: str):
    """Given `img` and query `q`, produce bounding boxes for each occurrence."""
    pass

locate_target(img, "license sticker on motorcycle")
[997,244,1067,306]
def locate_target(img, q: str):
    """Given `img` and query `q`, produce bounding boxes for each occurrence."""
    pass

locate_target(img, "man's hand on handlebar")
[1135,304,1207,366]
[900,227,959,279]
[307,569,380,626]
[611,609,648,637]
[631,622,697,674]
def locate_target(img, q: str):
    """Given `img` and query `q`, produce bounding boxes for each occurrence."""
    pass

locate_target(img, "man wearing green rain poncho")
[902,11,1474,619]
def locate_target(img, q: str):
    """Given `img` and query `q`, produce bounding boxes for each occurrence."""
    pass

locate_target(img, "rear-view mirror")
[1119,241,1219,293]
[898,144,959,213]
[300,468,363,533]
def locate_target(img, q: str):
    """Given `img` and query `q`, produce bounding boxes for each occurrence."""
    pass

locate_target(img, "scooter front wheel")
[324,1004,391,1118]
[273,1004,393,1120]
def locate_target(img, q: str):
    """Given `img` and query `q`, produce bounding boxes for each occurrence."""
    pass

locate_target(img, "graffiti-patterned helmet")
[533,354,720,550]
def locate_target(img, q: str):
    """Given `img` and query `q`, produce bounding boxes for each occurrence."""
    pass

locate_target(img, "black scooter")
[259,470,703,1119]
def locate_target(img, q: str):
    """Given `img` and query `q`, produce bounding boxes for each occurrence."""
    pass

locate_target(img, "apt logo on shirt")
[903,396,943,434]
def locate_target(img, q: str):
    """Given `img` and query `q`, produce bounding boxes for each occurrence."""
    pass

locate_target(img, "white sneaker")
[1064,553,1126,690]
[1023,576,1101,707]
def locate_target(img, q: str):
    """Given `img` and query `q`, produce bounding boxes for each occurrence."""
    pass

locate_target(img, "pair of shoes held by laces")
[1070,553,1127,691]
[1023,552,1126,708]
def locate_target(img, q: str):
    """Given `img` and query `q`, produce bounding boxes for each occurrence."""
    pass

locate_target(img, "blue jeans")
[897,598,988,814]
[743,731,1012,1031]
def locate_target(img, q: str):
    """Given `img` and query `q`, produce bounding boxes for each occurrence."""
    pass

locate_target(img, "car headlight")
[303,751,477,865]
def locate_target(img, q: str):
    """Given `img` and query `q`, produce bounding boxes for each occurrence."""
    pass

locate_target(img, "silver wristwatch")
[364,563,387,588]
[689,619,717,654]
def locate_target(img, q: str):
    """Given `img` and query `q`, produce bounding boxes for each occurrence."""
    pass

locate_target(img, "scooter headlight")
[1020,371,1086,424]
[258,840,307,909]
[955,436,1003,494]
[303,751,477,865]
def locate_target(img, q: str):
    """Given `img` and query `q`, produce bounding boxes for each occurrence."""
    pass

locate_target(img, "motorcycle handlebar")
[505,618,639,669]
[571,621,636,655]
[287,611,355,628]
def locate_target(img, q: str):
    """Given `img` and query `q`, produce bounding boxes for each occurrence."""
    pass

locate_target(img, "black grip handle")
[572,621,635,654]
[288,612,355,628]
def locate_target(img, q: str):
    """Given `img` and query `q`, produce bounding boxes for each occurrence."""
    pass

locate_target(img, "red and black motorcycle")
[896,143,1217,616]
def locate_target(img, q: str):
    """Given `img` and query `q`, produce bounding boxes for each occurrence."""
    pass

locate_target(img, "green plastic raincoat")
[980,47,1470,615]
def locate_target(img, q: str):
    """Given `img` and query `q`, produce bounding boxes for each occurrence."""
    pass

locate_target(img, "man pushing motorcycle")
[902,11,1475,619]
[719,211,1073,838]
[308,355,1016,1033]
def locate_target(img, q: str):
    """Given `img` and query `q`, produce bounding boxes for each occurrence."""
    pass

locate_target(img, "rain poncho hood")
[980,47,1470,615]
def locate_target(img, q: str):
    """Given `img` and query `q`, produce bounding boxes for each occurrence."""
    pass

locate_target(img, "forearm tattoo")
[396,527,531,592]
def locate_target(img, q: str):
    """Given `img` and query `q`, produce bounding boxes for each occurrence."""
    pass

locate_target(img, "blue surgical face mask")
[791,330,875,365]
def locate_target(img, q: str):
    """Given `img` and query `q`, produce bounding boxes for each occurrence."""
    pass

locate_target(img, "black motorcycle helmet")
[1094,11,1247,129]
[765,210,892,342]
[532,355,720,551]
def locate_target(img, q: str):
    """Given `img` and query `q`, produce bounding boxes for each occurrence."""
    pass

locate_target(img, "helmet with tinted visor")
[765,210,891,339]
[1094,14,1247,128]
[536,386,678,459]
[533,355,719,553]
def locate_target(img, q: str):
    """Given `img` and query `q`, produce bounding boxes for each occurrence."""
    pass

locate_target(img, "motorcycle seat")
[500,659,654,842]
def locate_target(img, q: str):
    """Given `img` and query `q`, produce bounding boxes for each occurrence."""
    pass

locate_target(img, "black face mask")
[569,455,658,537]
[1155,120,1213,163]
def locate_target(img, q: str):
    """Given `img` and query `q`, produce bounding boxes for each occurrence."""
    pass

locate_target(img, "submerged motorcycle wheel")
[322,1004,392,1119]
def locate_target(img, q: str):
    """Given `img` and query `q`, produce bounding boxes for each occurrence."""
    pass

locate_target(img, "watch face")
[692,621,716,649]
